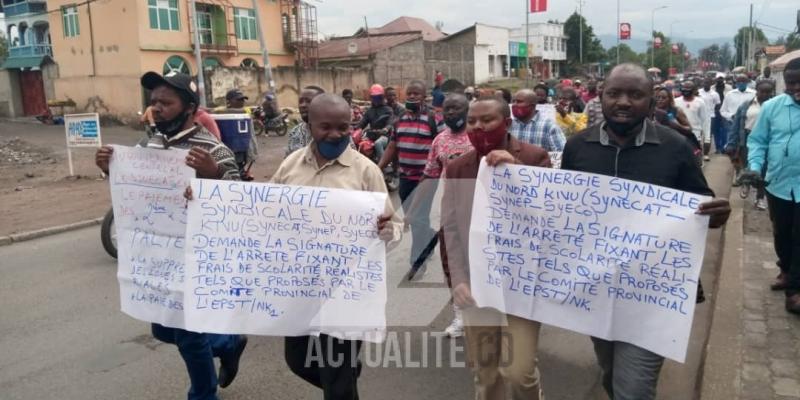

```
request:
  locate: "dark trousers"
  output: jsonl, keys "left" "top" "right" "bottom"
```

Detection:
{"left": 151, "top": 324, "right": 241, "bottom": 400}
{"left": 767, "top": 192, "right": 800, "bottom": 295}
{"left": 399, "top": 177, "right": 439, "bottom": 268}
{"left": 285, "top": 335, "right": 363, "bottom": 400}
{"left": 712, "top": 117, "right": 728, "bottom": 154}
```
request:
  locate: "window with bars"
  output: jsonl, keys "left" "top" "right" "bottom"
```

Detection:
{"left": 234, "top": 8, "right": 257, "bottom": 41}
{"left": 148, "top": 0, "right": 179, "bottom": 31}
{"left": 62, "top": 6, "right": 80, "bottom": 37}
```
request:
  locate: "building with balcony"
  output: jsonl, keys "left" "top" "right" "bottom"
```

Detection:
{"left": 1, "top": 0, "right": 55, "bottom": 116}
{"left": 41, "top": 0, "right": 312, "bottom": 120}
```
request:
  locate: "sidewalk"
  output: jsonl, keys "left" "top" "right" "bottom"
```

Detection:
{"left": 702, "top": 181, "right": 800, "bottom": 398}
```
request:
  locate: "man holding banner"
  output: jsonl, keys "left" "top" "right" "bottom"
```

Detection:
{"left": 443, "top": 97, "right": 551, "bottom": 400}
{"left": 96, "top": 71, "right": 246, "bottom": 400}
{"left": 561, "top": 63, "right": 731, "bottom": 400}
{"left": 271, "top": 93, "right": 398, "bottom": 400}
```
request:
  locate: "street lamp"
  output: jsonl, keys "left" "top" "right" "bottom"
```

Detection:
{"left": 651, "top": 5, "right": 668, "bottom": 67}
{"left": 669, "top": 21, "right": 683, "bottom": 72}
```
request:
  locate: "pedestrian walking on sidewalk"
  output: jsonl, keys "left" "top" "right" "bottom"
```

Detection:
{"left": 744, "top": 57, "right": 800, "bottom": 311}
{"left": 561, "top": 63, "right": 731, "bottom": 400}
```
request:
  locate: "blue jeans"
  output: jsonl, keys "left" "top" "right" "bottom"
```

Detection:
{"left": 151, "top": 324, "right": 242, "bottom": 400}
{"left": 373, "top": 136, "right": 388, "bottom": 164}
{"left": 399, "top": 177, "right": 439, "bottom": 267}
{"left": 591, "top": 338, "right": 665, "bottom": 400}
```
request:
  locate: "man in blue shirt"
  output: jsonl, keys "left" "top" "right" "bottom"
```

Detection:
{"left": 510, "top": 89, "right": 566, "bottom": 151}
{"left": 746, "top": 56, "right": 800, "bottom": 312}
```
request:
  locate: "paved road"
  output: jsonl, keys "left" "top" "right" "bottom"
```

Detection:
{"left": 0, "top": 155, "right": 733, "bottom": 400}
{"left": 0, "top": 225, "right": 602, "bottom": 400}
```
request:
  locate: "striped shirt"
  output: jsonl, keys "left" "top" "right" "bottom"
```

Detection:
{"left": 144, "top": 124, "right": 240, "bottom": 181}
{"left": 390, "top": 107, "right": 444, "bottom": 181}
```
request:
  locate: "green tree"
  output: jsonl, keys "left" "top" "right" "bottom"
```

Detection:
{"left": 733, "top": 27, "right": 767, "bottom": 66}
{"left": 786, "top": 32, "right": 800, "bottom": 51}
{"left": 719, "top": 43, "right": 733, "bottom": 71}
{"left": 563, "top": 12, "right": 606, "bottom": 73}
{"left": 606, "top": 44, "right": 641, "bottom": 67}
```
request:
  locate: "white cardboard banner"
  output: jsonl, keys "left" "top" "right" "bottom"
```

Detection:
{"left": 468, "top": 161, "right": 710, "bottom": 362}
{"left": 184, "top": 179, "right": 388, "bottom": 342}
{"left": 110, "top": 145, "right": 192, "bottom": 329}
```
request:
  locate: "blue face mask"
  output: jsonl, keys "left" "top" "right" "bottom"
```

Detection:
{"left": 317, "top": 136, "right": 350, "bottom": 160}
{"left": 737, "top": 83, "right": 748, "bottom": 92}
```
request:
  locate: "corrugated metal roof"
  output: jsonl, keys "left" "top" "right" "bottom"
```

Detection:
{"left": 318, "top": 32, "right": 422, "bottom": 60}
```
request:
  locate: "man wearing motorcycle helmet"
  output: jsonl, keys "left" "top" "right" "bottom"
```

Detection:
{"left": 356, "top": 84, "right": 395, "bottom": 161}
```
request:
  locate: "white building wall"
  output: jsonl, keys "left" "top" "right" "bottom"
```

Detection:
{"left": 474, "top": 45, "right": 490, "bottom": 84}
{"left": 475, "top": 23, "right": 509, "bottom": 83}
{"left": 509, "top": 23, "right": 566, "bottom": 61}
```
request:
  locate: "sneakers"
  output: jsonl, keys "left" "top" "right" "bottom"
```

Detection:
{"left": 755, "top": 198, "right": 767, "bottom": 210}
{"left": 444, "top": 308, "right": 463, "bottom": 338}
{"left": 703, "top": 155, "right": 711, "bottom": 162}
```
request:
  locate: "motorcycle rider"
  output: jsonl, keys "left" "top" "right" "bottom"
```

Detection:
{"left": 385, "top": 86, "right": 406, "bottom": 120}
{"left": 356, "top": 84, "right": 395, "bottom": 162}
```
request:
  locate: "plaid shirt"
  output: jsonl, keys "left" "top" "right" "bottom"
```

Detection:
{"left": 510, "top": 112, "right": 566, "bottom": 152}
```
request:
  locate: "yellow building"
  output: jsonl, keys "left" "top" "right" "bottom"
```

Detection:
{"left": 46, "top": 0, "right": 302, "bottom": 120}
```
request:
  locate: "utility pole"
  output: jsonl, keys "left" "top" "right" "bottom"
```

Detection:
{"left": 189, "top": 0, "right": 206, "bottom": 107}
{"left": 748, "top": 3, "right": 753, "bottom": 71}
{"left": 526, "top": 0, "right": 530, "bottom": 85}
{"left": 252, "top": 0, "right": 275, "bottom": 92}
{"left": 616, "top": 0, "right": 620, "bottom": 64}
{"left": 650, "top": 6, "right": 667, "bottom": 68}
{"left": 578, "top": 0, "right": 584, "bottom": 65}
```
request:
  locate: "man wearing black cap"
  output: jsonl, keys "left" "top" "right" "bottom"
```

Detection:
{"left": 225, "top": 89, "right": 248, "bottom": 110}
{"left": 95, "top": 71, "right": 246, "bottom": 400}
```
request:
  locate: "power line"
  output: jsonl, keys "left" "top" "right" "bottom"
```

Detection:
{"left": 755, "top": 22, "right": 793, "bottom": 34}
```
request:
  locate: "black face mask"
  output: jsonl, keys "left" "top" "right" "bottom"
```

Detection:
{"left": 681, "top": 90, "right": 694, "bottom": 98}
{"left": 155, "top": 109, "right": 191, "bottom": 136}
{"left": 405, "top": 100, "right": 421, "bottom": 114}
{"left": 443, "top": 113, "right": 467, "bottom": 132}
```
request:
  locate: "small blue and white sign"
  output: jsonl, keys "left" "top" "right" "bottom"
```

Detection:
{"left": 65, "top": 113, "right": 102, "bottom": 147}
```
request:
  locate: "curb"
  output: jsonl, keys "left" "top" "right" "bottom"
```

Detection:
{"left": 0, "top": 217, "right": 104, "bottom": 247}
{"left": 698, "top": 194, "right": 744, "bottom": 399}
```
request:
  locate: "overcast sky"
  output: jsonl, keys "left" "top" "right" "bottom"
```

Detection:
{"left": 316, "top": 0, "right": 799, "bottom": 41}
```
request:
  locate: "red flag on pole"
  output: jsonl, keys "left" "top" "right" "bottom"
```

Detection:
{"left": 530, "top": 0, "right": 547, "bottom": 13}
